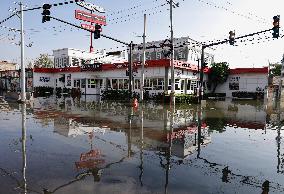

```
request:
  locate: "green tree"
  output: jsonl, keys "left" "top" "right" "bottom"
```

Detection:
{"left": 34, "top": 54, "right": 53, "bottom": 68}
{"left": 269, "top": 63, "right": 281, "bottom": 77}
{"left": 208, "top": 62, "right": 230, "bottom": 93}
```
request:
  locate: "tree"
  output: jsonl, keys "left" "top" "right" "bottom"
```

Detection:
{"left": 269, "top": 63, "right": 281, "bottom": 77}
{"left": 34, "top": 54, "right": 53, "bottom": 68}
{"left": 208, "top": 62, "right": 230, "bottom": 93}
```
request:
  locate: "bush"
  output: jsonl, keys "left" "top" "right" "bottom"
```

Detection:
{"left": 175, "top": 94, "right": 198, "bottom": 104}
{"left": 232, "top": 91, "right": 264, "bottom": 99}
{"left": 34, "top": 86, "right": 53, "bottom": 97}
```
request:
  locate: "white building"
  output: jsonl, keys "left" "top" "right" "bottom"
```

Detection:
{"left": 215, "top": 67, "right": 268, "bottom": 98}
{"left": 34, "top": 37, "right": 213, "bottom": 96}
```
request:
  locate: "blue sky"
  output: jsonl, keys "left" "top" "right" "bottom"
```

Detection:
{"left": 0, "top": 0, "right": 284, "bottom": 68}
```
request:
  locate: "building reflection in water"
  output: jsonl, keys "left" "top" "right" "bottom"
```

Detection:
{"left": 28, "top": 97, "right": 284, "bottom": 193}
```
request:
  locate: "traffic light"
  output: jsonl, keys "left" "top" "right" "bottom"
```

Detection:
{"left": 229, "top": 31, "right": 235, "bottom": 45}
{"left": 93, "top": 24, "right": 102, "bottom": 39}
{"left": 42, "top": 4, "right": 52, "bottom": 23}
{"left": 272, "top": 15, "right": 280, "bottom": 38}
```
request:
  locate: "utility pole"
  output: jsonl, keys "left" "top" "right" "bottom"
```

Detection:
{"left": 141, "top": 14, "right": 146, "bottom": 101}
{"left": 199, "top": 46, "right": 205, "bottom": 103}
{"left": 170, "top": 0, "right": 175, "bottom": 103}
{"left": 129, "top": 41, "right": 134, "bottom": 99}
{"left": 20, "top": 2, "right": 26, "bottom": 102}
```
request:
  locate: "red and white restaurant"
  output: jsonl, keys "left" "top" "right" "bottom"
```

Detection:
{"left": 33, "top": 37, "right": 214, "bottom": 96}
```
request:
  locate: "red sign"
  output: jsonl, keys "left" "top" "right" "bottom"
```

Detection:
{"left": 81, "top": 23, "right": 103, "bottom": 32}
{"left": 80, "top": 149, "right": 101, "bottom": 161}
{"left": 75, "top": 10, "right": 106, "bottom": 26}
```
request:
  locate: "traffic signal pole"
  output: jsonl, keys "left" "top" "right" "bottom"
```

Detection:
{"left": 129, "top": 41, "right": 134, "bottom": 98}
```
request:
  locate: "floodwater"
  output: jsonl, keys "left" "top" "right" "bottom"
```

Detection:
{"left": 0, "top": 96, "right": 283, "bottom": 194}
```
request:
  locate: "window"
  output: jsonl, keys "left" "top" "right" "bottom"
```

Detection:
{"left": 144, "top": 79, "right": 152, "bottom": 90}
{"left": 187, "top": 80, "right": 191, "bottom": 90}
{"left": 134, "top": 79, "right": 140, "bottom": 90}
{"left": 74, "top": 79, "right": 80, "bottom": 88}
{"left": 88, "top": 79, "right": 96, "bottom": 88}
{"left": 112, "top": 79, "right": 118, "bottom": 89}
{"left": 156, "top": 78, "right": 164, "bottom": 90}
{"left": 124, "top": 79, "right": 129, "bottom": 90}
{"left": 106, "top": 79, "right": 111, "bottom": 89}
{"left": 229, "top": 77, "right": 240, "bottom": 90}
{"left": 175, "top": 79, "right": 180, "bottom": 90}
{"left": 190, "top": 81, "right": 198, "bottom": 91}
{"left": 81, "top": 79, "right": 86, "bottom": 88}
{"left": 118, "top": 79, "right": 124, "bottom": 89}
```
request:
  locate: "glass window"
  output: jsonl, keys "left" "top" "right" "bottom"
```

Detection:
{"left": 190, "top": 81, "right": 198, "bottom": 91}
{"left": 112, "top": 79, "right": 118, "bottom": 89}
{"left": 81, "top": 79, "right": 86, "bottom": 88}
{"left": 124, "top": 79, "right": 129, "bottom": 89}
{"left": 175, "top": 79, "right": 180, "bottom": 90}
{"left": 88, "top": 79, "right": 96, "bottom": 88}
{"left": 118, "top": 79, "right": 124, "bottom": 89}
{"left": 106, "top": 79, "right": 111, "bottom": 89}
{"left": 229, "top": 77, "right": 239, "bottom": 90}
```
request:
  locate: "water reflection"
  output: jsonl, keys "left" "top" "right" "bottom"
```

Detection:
{"left": 0, "top": 96, "right": 284, "bottom": 193}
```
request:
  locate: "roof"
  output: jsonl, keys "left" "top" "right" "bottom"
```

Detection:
{"left": 230, "top": 67, "right": 268, "bottom": 75}
{"left": 33, "top": 59, "right": 210, "bottom": 73}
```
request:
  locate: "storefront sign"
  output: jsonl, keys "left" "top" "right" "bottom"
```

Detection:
{"left": 81, "top": 63, "right": 102, "bottom": 71}
{"left": 76, "top": 1, "right": 106, "bottom": 13}
{"left": 75, "top": 10, "right": 106, "bottom": 26}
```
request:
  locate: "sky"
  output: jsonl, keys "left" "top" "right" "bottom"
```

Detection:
{"left": 0, "top": 0, "right": 284, "bottom": 68}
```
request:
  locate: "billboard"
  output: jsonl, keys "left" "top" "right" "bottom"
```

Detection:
{"left": 75, "top": 10, "right": 106, "bottom": 26}
{"left": 76, "top": 1, "right": 106, "bottom": 13}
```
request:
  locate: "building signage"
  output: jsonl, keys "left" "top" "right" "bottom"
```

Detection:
{"left": 81, "top": 23, "right": 102, "bottom": 32}
{"left": 76, "top": 1, "right": 106, "bottom": 13}
{"left": 75, "top": 10, "right": 106, "bottom": 26}
{"left": 39, "top": 77, "right": 50, "bottom": 82}
{"left": 133, "top": 47, "right": 188, "bottom": 62}
{"left": 81, "top": 63, "right": 102, "bottom": 71}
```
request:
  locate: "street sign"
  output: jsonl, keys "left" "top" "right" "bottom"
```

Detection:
{"left": 76, "top": 1, "right": 106, "bottom": 13}
{"left": 75, "top": 10, "right": 107, "bottom": 26}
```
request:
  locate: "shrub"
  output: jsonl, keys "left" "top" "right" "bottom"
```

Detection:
{"left": 33, "top": 86, "right": 53, "bottom": 97}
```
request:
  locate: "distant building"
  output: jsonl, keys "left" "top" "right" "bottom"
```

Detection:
{"left": 0, "top": 61, "right": 18, "bottom": 71}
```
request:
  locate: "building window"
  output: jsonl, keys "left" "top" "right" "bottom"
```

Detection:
{"left": 118, "top": 79, "right": 124, "bottom": 89}
{"left": 134, "top": 79, "right": 140, "bottom": 90}
{"left": 190, "top": 81, "right": 198, "bottom": 91}
{"left": 81, "top": 79, "right": 86, "bottom": 88}
{"left": 74, "top": 79, "right": 81, "bottom": 88}
{"left": 187, "top": 80, "right": 191, "bottom": 90}
{"left": 229, "top": 77, "right": 240, "bottom": 90}
{"left": 106, "top": 79, "right": 111, "bottom": 89}
{"left": 112, "top": 79, "right": 118, "bottom": 89}
{"left": 175, "top": 79, "right": 180, "bottom": 90}
{"left": 88, "top": 79, "right": 96, "bottom": 88}
{"left": 124, "top": 79, "right": 129, "bottom": 90}
{"left": 156, "top": 78, "right": 164, "bottom": 90}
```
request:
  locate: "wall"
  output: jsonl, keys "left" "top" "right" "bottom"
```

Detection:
{"left": 215, "top": 73, "right": 268, "bottom": 97}
{"left": 33, "top": 72, "right": 55, "bottom": 88}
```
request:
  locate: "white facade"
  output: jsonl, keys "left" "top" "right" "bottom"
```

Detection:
{"left": 34, "top": 66, "right": 206, "bottom": 95}
{"left": 133, "top": 36, "right": 215, "bottom": 65}
{"left": 215, "top": 72, "right": 268, "bottom": 98}
{"left": 53, "top": 48, "right": 127, "bottom": 68}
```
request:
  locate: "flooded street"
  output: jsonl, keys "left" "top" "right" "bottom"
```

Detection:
{"left": 0, "top": 97, "right": 284, "bottom": 194}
